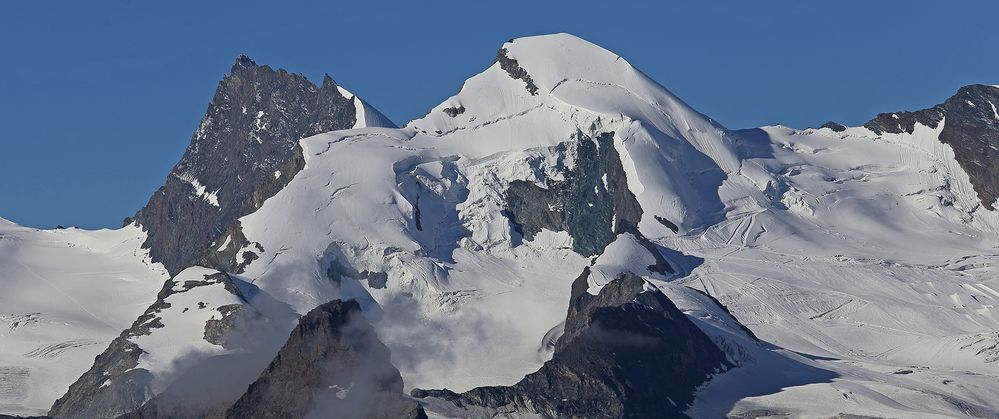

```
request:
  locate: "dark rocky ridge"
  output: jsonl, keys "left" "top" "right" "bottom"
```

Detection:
{"left": 865, "top": 84, "right": 999, "bottom": 209}
{"left": 49, "top": 273, "right": 253, "bottom": 419}
{"left": 133, "top": 55, "right": 365, "bottom": 276}
{"left": 820, "top": 121, "right": 847, "bottom": 132}
{"left": 412, "top": 271, "right": 729, "bottom": 418}
{"left": 496, "top": 47, "right": 539, "bottom": 96}
{"left": 442, "top": 105, "right": 465, "bottom": 117}
{"left": 224, "top": 300, "right": 426, "bottom": 419}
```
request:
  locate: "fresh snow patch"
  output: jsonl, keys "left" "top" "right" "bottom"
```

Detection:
{"left": 216, "top": 234, "right": 232, "bottom": 252}
{"left": 253, "top": 110, "right": 267, "bottom": 143}
{"left": 351, "top": 97, "right": 366, "bottom": 129}
{"left": 176, "top": 172, "right": 220, "bottom": 207}
{"left": 336, "top": 85, "right": 354, "bottom": 99}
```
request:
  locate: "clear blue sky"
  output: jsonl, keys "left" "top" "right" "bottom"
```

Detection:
{"left": 2, "top": 1, "right": 998, "bottom": 229}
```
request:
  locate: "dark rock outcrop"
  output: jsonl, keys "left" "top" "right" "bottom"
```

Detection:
{"left": 496, "top": 47, "right": 539, "bottom": 96}
{"left": 655, "top": 215, "right": 680, "bottom": 233}
{"left": 442, "top": 105, "right": 465, "bottom": 117}
{"left": 224, "top": 299, "right": 426, "bottom": 419}
{"left": 865, "top": 84, "right": 999, "bottom": 209}
{"left": 505, "top": 131, "right": 644, "bottom": 257}
{"left": 412, "top": 271, "right": 729, "bottom": 418}
{"left": 133, "top": 55, "right": 367, "bottom": 276}
{"left": 203, "top": 304, "right": 246, "bottom": 347}
{"left": 864, "top": 104, "right": 944, "bottom": 136}
{"left": 820, "top": 121, "right": 847, "bottom": 132}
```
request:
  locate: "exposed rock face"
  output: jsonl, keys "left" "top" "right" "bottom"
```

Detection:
{"left": 224, "top": 300, "right": 426, "bottom": 419}
{"left": 865, "top": 102, "right": 944, "bottom": 136}
{"left": 412, "top": 271, "right": 729, "bottom": 419}
{"left": 442, "top": 105, "right": 465, "bottom": 117}
{"left": 133, "top": 55, "right": 364, "bottom": 276}
{"left": 496, "top": 47, "right": 539, "bottom": 96}
{"left": 203, "top": 304, "right": 246, "bottom": 347}
{"left": 865, "top": 84, "right": 999, "bottom": 209}
{"left": 505, "top": 131, "right": 644, "bottom": 256}
{"left": 49, "top": 273, "right": 252, "bottom": 419}
{"left": 820, "top": 121, "right": 847, "bottom": 132}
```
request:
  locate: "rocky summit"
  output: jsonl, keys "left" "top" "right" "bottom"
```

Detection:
{"left": 132, "top": 55, "right": 392, "bottom": 276}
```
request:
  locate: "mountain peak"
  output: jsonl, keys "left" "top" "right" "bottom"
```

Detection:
{"left": 493, "top": 33, "right": 630, "bottom": 95}
{"left": 133, "top": 55, "right": 392, "bottom": 276}
{"left": 233, "top": 53, "right": 257, "bottom": 69}
{"left": 956, "top": 83, "right": 999, "bottom": 95}
{"left": 412, "top": 32, "right": 739, "bottom": 175}
{"left": 321, "top": 73, "right": 336, "bottom": 89}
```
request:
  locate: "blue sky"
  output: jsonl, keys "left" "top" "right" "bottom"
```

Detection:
{"left": 2, "top": 1, "right": 998, "bottom": 229}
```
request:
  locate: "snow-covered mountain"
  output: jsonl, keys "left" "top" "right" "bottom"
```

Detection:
{"left": 4, "top": 33, "right": 999, "bottom": 418}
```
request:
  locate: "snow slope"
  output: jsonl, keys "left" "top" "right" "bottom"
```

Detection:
{"left": 0, "top": 221, "right": 167, "bottom": 415}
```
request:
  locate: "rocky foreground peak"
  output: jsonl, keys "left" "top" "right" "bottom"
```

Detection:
{"left": 225, "top": 299, "right": 426, "bottom": 419}
{"left": 412, "top": 271, "right": 729, "bottom": 419}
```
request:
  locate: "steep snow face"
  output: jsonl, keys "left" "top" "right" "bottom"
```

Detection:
{"left": 335, "top": 85, "right": 396, "bottom": 129}
{"left": 0, "top": 223, "right": 167, "bottom": 415}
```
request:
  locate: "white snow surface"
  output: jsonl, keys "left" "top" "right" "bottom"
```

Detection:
{"left": 0, "top": 223, "right": 167, "bottom": 415}
{"left": 5, "top": 33, "right": 999, "bottom": 418}
{"left": 351, "top": 96, "right": 395, "bottom": 129}
{"left": 176, "top": 172, "right": 220, "bottom": 206}
{"left": 335, "top": 83, "right": 396, "bottom": 129}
